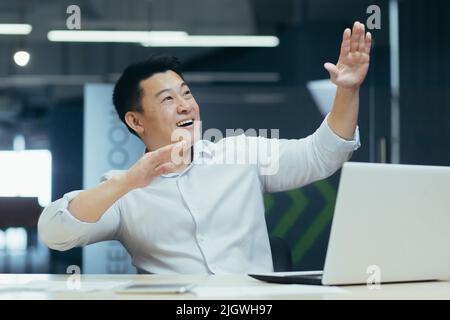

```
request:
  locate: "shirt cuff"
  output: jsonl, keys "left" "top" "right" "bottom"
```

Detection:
{"left": 57, "top": 190, "right": 99, "bottom": 226}
{"left": 315, "top": 113, "right": 361, "bottom": 153}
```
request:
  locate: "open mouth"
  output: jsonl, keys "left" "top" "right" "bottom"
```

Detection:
{"left": 176, "top": 119, "right": 194, "bottom": 128}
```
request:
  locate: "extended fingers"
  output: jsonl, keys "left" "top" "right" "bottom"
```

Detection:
{"left": 349, "top": 21, "right": 372, "bottom": 56}
{"left": 340, "top": 28, "right": 351, "bottom": 56}
{"left": 146, "top": 141, "right": 185, "bottom": 167}
{"left": 358, "top": 24, "right": 366, "bottom": 52}
{"left": 170, "top": 141, "right": 191, "bottom": 165}
{"left": 350, "top": 21, "right": 364, "bottom": 52}
{"left": 154, "top": 162, "right": 177, "bottom": 176}
{"left": 350, "top": 22, "right": 359, "bottom": 52}
{"left": 365, "top": 31, "right": 372, "bottom": 55}
{"left": 154, "top": 141, "right": 185, "bottom": 158}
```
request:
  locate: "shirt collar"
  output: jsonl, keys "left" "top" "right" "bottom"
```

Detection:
{"left": 193, "top": 139, "right": 215, "bottom": 160}
{"left": 142, "top": 139, "right": 214, "bottom": 158}
{"left": 157, "top": 139, "right": 215, "bottom": 178}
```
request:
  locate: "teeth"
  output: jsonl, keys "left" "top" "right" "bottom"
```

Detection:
{"left": 176, "top": 119, "right": 193, "bottom": 127}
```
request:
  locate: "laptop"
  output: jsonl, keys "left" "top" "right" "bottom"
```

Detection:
{"left": 250, "top": 162, "right": 450, "bottom": 285}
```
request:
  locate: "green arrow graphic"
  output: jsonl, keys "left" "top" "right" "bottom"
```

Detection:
{"left": 291, "top": 179, "right": 336, "bottom": 265}
{"left": 271, "top": 189, "right": 309, "bottom": 238}
{"left": 264, "top": 193, "right": 275, "bottom": 216}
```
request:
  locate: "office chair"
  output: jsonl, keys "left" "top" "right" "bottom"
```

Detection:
{"left": 269, "top": 236, "right": 293, "bottom": 272}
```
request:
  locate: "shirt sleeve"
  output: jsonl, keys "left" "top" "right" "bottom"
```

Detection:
{"left": 258, "top": 113, "right": 361, "bottom": 193}
{"left": 37, "top": 173, "right": 122, "bottom": 251}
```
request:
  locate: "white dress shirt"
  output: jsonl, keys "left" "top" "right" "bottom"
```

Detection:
{"left": 38, "top": 114, "right": 360, "bottom": 274}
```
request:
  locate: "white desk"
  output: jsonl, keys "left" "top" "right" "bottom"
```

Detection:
{"left": 0, "top": 274, "right": 449, "bottom": 300}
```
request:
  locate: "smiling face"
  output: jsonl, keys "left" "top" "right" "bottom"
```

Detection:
{"left": 125, "top": 70, "right": 200, "bottom": 151}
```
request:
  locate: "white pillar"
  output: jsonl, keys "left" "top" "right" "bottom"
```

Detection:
{"left": 389, "top": 0, "right": 400, "bottom": 163}
{"left": 83, "top": 83, "right": 144, "bottom": 274}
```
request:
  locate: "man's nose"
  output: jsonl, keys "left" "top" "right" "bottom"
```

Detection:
{"left": 177, "top": 98, "right": 192, "bottom": 114}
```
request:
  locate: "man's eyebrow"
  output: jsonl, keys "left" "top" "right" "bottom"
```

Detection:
{"left": 154, "top": 83, "right": 188, "bottom": 98}
{"left": 155, "top": 88, "right": 172, "bottom": 98}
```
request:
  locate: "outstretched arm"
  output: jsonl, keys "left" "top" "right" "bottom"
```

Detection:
{"left": 68, "top": 141, "right": 187, "bottom": 222}
{"left": 325, "top": 21, "right": 372, "bottom": 140}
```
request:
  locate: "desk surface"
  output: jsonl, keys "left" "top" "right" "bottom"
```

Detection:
{"left": 0, "top": 274, "right": 449, "bottom": 300}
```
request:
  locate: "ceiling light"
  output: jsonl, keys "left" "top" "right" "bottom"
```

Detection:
{"left": 141, "top": 35, "right": 279, "bottom": 47}
{"left": 47, "top": 30, "right": 188, "bottom": 43}
{"left": 0, "top": 24, "right": 32, "bottom": 35}
{"left": 13, "top": 51, "right": 30, "bottom": 67}
{"left": 47, "top": 30, "right": 279, "bottom": 47}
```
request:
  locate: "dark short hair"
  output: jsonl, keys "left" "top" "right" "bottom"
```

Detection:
{"left": 112, "top": 55, "right": 184, "bottom": 136}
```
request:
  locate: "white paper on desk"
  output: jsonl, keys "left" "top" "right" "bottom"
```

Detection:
{"left": 0, "top": 280, "right": 131, "bottom": 293}
{"left": 191, "top": 284, "right": 347, "bottom": 298}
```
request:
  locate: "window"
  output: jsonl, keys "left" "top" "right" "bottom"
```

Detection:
{"left": 0, "top": 150, "right": 52, "bottom": 207}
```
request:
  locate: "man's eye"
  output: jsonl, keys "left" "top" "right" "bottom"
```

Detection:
{"left": 162, "top": 96, "right": 173, "bottom": 102}
{"left": 183, "top": 90, "right": 191, "bottom": 96}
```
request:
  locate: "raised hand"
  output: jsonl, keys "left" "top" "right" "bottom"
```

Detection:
{"left": 123, "top": 140, "right": 190, "bottom": 190}
{"left": 324, "top": 21, "right": 372, "bottom": 89}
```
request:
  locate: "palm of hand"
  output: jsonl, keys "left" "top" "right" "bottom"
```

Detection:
{"left": 325, "top": 22, "right": 372, "bottom": 89}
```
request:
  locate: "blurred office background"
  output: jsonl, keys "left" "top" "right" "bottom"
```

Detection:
{"left": 0, "top": 0, "right": 448, "bottom": 274}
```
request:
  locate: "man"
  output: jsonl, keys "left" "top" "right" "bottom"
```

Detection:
{"left": 38, "top": 22, "right": 371, "bottom": 274}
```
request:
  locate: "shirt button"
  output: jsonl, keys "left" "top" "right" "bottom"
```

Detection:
{"left": 210, "top": 264, "right": 216, "bottom": 272}
{"left": 197, "top": 235, "right": 204, "bottom": 242}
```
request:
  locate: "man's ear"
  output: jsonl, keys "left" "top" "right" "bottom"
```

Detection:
{"left": 125, "top": 111, "right": 145, "bottom": 136}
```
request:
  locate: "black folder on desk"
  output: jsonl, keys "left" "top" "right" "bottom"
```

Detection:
{"left": 249, "top": 271, "right": 324, "bottom": 286}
